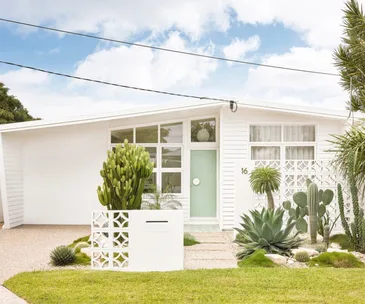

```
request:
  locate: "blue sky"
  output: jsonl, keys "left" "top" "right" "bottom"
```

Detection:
{"left": 0, "top": 0, "right": 352, "bottom": 119}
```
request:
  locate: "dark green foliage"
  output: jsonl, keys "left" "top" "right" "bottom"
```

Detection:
{"left": 330, "top": 234, "right": 354, "bottom": 250}
{"left": 50, "top": 246, "right": 76, "bottom": 266}
{"left": 309, "top": 252, "right": 364, "bottom": 268}
{"left": 334, "top": 0, "right": 365, "bottom": 113}
{"left": 184, "top": 233, "right": 200, "bottom": 246}
{"left": 97, "top": 140, "right": 154, "bottom": 210}
{"left": 0, "top": 83, "right": 38, "bottom": 124}
{"left": 294, "top": 251, "right": 310, "bottom": 263}
{"left": 238, "top": 249, "right": 277, "bottom": 268}
{"left": 337, "top": 151, "right": 365, "bottom": 253}
{"left": 235, "top": 208, "right": 302, "bottom": 260}
{"left": 249, "top": 166, "right": 281, "bottom": 210}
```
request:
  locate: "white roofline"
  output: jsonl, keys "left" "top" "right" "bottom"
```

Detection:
{"left": 0, "top": 100, "right": 351, "bottom": 133}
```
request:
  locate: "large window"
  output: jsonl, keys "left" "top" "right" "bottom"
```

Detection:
{"left": 249, "top": 125, "right": 315, "bottom": 161}
{"left": 111, "top": 122, "right": 183, "bottom": 194}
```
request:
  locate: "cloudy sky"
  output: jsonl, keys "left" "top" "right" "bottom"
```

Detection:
{"left": 0, "top": 0, "right": 359, "bottom": 119}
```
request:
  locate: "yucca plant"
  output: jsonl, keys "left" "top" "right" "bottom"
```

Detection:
{"left": 141, "top": 186, "right": 182, "bottom": 210}
{"left": 235, "top": 208, "right": 302, "bottom": 260}
{"left": 249, "top": 167, "right": 281, "bottom": 210}
{"left": 50, "top": 246, "right": 75, "bottom": 266}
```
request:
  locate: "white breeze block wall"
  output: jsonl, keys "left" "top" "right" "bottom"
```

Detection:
{"left": 91, "top": 210, "right": 184, "bottom": 272}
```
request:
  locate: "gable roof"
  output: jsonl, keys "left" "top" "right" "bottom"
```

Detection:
{"left": 0, "top": 99, "right": 351, "bottom": 133}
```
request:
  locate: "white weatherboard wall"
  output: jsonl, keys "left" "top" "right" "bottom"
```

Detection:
{"left": 220, "top": 107, "right": 345, "bottom": 230}
{"left": 0, "top": 134, "right": 24, "bottom": 228}
{"left": 23, "top": 122, "right": 109, "bottom": 225}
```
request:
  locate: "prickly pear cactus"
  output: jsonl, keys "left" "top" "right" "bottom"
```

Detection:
{"left": 97, "top": 140, "right": 154, "bottom": 210}
{"left": 307, "top": 182, "right": 319, "bottom": 244}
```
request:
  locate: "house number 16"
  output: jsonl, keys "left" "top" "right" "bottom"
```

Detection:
{"left": 241, "top": 167, "right": 248, "bottom": 175}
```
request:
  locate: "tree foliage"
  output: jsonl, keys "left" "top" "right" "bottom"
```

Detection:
{"left": 0, "top": 82, "right": 38, "bottom": 124}
{"left": 334, "top": 0, "right": 365, "bottom": 112}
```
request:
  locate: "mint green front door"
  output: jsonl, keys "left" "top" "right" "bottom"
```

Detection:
{"left": 190, "top": 150, "right": 217, "bottom": 217}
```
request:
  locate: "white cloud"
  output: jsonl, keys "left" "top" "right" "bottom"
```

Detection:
{"left": 72, "top": 32, "right": 218, "bottom": 97}
{"left": 241, "top": 47, "right": 347, "bottom": 109}
{"left": 223, "top": 36, "right": 260, "bottom": 63}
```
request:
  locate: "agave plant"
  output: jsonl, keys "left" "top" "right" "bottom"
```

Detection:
{"left": 141, "top": 186, "right": 182, "bottom": 210}
{"left": 235, "top": 208, "right": 303, "bottom": 260}
{"left": 249, "top": 166, "right": 281, "bottom": 210}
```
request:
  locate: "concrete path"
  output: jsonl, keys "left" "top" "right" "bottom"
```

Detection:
{"left": 0, "top": 286, "right": 27, "bottom": 304}
{"left": 184, "top": 232, "right": 238, "bottom": 269}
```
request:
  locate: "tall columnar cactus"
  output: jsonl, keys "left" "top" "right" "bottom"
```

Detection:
{"left": 323, "top": 225, "right": 330, "bottom": 246}
{"left": 307, "top": 182, "right": 319, "bottom": 244}
{"left": 337, "top": 151, "right": 365, "bottom": 253}
{"left": 97, "top": 140, "right": 154, "bottom": 210}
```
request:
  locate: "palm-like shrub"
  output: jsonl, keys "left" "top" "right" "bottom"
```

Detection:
{"left": 235, "top": 208, "right": 302, "bottom": 260}
{"left": 141, "top": 186, "right": 182, "bottom": 210}
{"left": 250, "top": 167, "right": 281, "bottom": 209}
{"left": 50, "top": 246, "right": 75, "bottom": 266}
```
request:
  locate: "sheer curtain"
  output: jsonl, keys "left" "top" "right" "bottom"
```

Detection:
{"left": 285, "top": 146, "right": 314, "bottom": 160}
{"left": 251, "top": 146, "right": 280, "bottom": 160}
{"left": 284, "top": 126, "right": 315, "bottom": 142}
{"left": 250, "top": 125, "right": 281, "bottom": 142}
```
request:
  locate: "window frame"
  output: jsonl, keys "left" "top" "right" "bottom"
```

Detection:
{"left": 248, "top": 123, "right": 317, "bottom": 161}
{"left": 109, "top": 119, "right": 184, "bottom": 194}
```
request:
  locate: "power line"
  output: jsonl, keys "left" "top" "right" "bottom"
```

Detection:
{"left": 0, "top": 17, "right": 339, "bottom": 77}
{"left": 0, "top": 60, "right": 237, "bottom": 107}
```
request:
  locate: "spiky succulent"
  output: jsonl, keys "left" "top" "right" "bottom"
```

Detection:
{"left": 294, "top": 251, "right": 310, "bottom": 263}
{"left": 50, "top": 246, "right": 76, "bottom": 266}
{"left": 235, "top": 208, "right": 303, "bottom": 260}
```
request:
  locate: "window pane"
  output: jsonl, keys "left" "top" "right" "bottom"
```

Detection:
{"left": 250, "top": 125, "right": 281, "bottom": 142}
{"left": 162, "top": 147, "right": 181, "bottom": 168}
{"left": 136, "top": 125, "right": 158, "bottom": 143}
{"left": 111, "top": 129, "right": 133, "bottom": 144}
{"left": 191, "top": 118, "right": 216, "bottom": 142}
{"left": 160, "top": 122, "right": 183, "bottom": 143}
{"left": 284, "top": 126, "right": 315, "bottom": 142}
{"left": 251, "top": 146, "right": 280, "bottom": 160}
{"left": 162, "top": 172, "right": 181, "bottom": 193}
{"left": 144, "top": 147, "right": 157, "bottom": 168}
{"left": 286, "top": 146, "right": 315, "bottom": 160}
{"left": 144, "top": 172, "right": 156, "bottom": 193}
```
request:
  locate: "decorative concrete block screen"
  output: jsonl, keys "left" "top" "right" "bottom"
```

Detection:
{"left": 235, "top": 160, "right": 353, "bottom": 231}
{"left": 91, "top": 210, "right": 184, "bottom": 271}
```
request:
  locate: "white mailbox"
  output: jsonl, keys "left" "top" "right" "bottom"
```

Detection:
{"left": 91, "top": 210, "right": 184, "bottom": 272}
{"left": 129, "top": 210, "right": 184, "bottom": 272}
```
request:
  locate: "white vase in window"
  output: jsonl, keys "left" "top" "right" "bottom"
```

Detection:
{"left": 197, "top": 128, "right": 210, "bottom": 142}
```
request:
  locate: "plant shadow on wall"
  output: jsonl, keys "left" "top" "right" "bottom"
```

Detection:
{"left": 141, "top": 185, "right": 182, "bottom": 210}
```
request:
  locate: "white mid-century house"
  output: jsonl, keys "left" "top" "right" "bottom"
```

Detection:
{"left": 0, "top": 101, "right": 348, "bottom": 230}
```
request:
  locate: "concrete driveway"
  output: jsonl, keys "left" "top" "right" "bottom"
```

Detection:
{"left": 0, "top": 225, "right": 90, "bottom": 284}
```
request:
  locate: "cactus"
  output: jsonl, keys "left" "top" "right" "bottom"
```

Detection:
{"left": 307, "top": 183, "right": 319, "bottom": 244}
{"left": 294, "top": 251, "right": 310, "bottom": 262}
{"left": 323, "top": 225, "right": 330, "bottom": 246}
{"left": 337, "top": 151, "right": 365, "bottom": 253}
{"left": 97, "top": 140, "right": 154, "bottom": 210}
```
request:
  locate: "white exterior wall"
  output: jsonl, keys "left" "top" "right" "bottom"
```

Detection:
{"left": 0, "top": 134, "right": 24, "bottom": 228}
{"left": 220, "top": 107, "right": 345, "bottom": 230}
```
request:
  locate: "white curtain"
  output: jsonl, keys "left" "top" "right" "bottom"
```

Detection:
{"left": 251, "top": 146, "right": 280, "bottom": 160}
{"left": 284, "top": 126, "right": 315, "bottom": 142}
{"left": 285, "top": 146, "right": 314, "bottom": 160}
{"left": 250, "top": 125, "right": 281, "bottom": 142}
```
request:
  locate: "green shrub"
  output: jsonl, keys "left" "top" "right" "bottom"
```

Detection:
{"left": 235, "top": 208, "right": 303, "bottom": 260}
{"left": 238, "top": 249, "right": 277, "bottom": 268}
{"left": 68, "top": 235, "right": 90, "bottom": 248}
{"left": 309, "top": 252, "right": 364, "bottom": 268}
{"left": 184, "top": 233, "right": 200, "bottom": 246}
{"left": 74, "top": 242, "right": 90, "bottom": 254}
{"left": 330, "top": 234, "right": 354, "bottom": 251}
{"left": 74, "top": 253, "right": 91, "bottom": 266}
{"left": 294, "top": 251, "right": 310, "bottom": 262}
{"left": 50, "top": 246, "right": 75, "bottom": 266}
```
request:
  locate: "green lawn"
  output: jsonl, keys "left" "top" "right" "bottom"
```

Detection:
{"left": 4, "top": 268, "right": 365, "bottom": 304}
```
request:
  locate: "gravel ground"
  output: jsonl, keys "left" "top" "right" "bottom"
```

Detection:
{"left": 0, "top": 225, "right": 90, "bottom": 284}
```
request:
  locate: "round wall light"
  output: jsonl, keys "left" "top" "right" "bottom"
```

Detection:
{"left": 197, "top": 128, "right": 210, "bottom": 142}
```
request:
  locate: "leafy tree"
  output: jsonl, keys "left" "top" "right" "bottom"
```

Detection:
{"left": 334, "top": 0, "right": 365, "bottom": 112}
{"left": 249, "top": 166, "right": 281, "bottom": 210}
{"left": 0, "top": 82, "right": 38, "bottom": 124}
